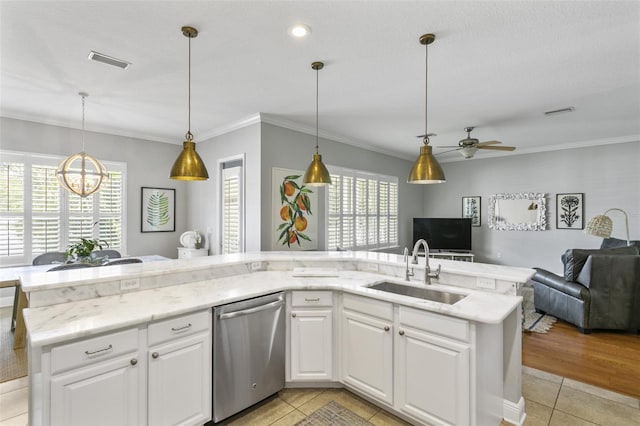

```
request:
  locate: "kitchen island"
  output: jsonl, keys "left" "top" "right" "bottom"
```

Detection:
{"left": 21, "top": 251, "right": 533, "bottom": 425}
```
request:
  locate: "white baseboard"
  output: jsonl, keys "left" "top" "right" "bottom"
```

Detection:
{"left": 503, "top": 397, "right": 526, "bottom": 425}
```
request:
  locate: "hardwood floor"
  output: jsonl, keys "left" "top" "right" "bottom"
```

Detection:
{"left": 523, "top": 319, "right": 640, "bottom": 399}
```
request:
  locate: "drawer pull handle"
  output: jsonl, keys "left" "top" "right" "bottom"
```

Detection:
{"left": 171, "top": 323, "right": 192, "bottom": 332}
{"left": 399, "top": 330, "right": 405, "bottom": 336}
{"left": 384, "top": 326, "right": 390, "bottom": 331}
{"left": 152, "top": 352, "right": 159, "bottom": 359}
{"left": 84, "top": 344, "right": 113, "bottom": 356}
{"left": 305, "top": 298, "right": 320, "bottom": 302}
{"left": 130, "top": 358, "right": 138, "bottom": 366}
{"left": 292, "top": 313, "right": 297, "bottom": 318}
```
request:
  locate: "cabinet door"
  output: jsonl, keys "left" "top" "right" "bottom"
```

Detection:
{"left": 341, "top": 310, "right": 393, "bottom": 404}
{"left": 396, "top": 327, "right": 470, "bottom": 426}
{"left": 290, "top": 309, "right": 333, "bottom": 381}
{"left": 50, "top": 353, "right": 144, "bottom": 426}
{"left": 148, "top": 333, "right": 211, "bottom": 426}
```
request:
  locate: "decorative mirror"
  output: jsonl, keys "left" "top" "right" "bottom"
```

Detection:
{"left": 488, "top": 193, "right": 547, "bottom": 231}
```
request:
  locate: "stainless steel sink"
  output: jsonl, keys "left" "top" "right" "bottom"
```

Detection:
{"left": 367, "top": 282, "right": 466, "bottom": 305}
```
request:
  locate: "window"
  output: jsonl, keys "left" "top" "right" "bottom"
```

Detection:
{"left": 0, "top": 151, "right": 126, "bottom": 266}
{"left": 327, "top": 166, "right": 398, "bottom": 251}
{"left": 220, "top": 158, "right": 244, "bottom": 254}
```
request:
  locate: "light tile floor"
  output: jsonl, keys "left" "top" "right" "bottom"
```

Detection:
{"left": 2, "top": 368, "right": 639, "bottom": 425}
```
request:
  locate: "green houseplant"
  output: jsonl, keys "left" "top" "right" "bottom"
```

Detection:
{"left": 65, "top": 238, "right": 109, "bottom": 264}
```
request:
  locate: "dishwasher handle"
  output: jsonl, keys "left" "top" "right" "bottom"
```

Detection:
{"left": 218, "top": 298, "right": 285, "bottom": 320}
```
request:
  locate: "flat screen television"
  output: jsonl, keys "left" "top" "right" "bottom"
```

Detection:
{"left": 412, "top": 218, "right": 472, "bottom": 252}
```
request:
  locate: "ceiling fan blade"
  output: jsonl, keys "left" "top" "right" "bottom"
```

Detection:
{"left": 476, "top": 140, "right": 502, "bottom": 147}
{"left": 435, "top": 148, "right": 461, "bottom": 156}
{"left": 478, "top": 145, "right": 516, "bottom": 151}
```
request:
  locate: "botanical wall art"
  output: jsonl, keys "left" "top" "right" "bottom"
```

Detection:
{"left": 556, "top": 193, "right": 584, "bottom": 230}
{"left": 462, "top": 196, "right": 481, "bottom": 226}
{"left": 271, "top": 168, "right": 318, "bottom": 250}
{"left": 141, "top": 187, "right": 175, "bottom": 232}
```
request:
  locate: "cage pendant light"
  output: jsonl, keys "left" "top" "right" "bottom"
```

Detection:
{"left": 56, "top": 93, "right": 109, "bottom": 197}
{"left": 408, "top": 33, "right": 445, "bottom": 184}
{"left": 170, "top": 26, "right": 209, "bottom": 181}
{"left": 303, "top": 61, "right": 332, "bottom": 186}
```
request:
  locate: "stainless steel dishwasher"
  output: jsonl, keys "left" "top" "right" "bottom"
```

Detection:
{"left": 212, "top": 292, "right": 285, "bottom": 423}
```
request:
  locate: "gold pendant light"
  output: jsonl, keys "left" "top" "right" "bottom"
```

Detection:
{"left": 56, "top": 92, "right": 109, "bottom": 197}
{"left": 408, "top": 33, "right": 445, "bottom": 184}
{"left": 170, "top": 26, "right": 209, "bottom": 181}
{"left": 303, "top": 61, "right": 332, "bottom": 186}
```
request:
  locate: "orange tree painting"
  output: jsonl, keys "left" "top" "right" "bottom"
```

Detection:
{"left": 277, "top": 174, "right": 313, "bottom": 247}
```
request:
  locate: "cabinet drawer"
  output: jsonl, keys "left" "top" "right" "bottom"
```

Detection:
{"left": 291, "top": 291, "right": 333, "bottom": 307}
{"left": 399, "top": 306, "right": 469, "bottom": 342}
{"left": 148, "top": 310, "right": 211, "bottom": 346}
{"left": 51, "top": 328, "right": 139, "bottom": 375}
{"left": 343, "top": 293, "right": 393, "bottom": 321}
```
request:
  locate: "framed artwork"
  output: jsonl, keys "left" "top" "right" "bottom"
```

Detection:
{"left": 141, "top": 187, "right": 175, "bottom": 232}
{"left": 462, "top": 196, "right": 481, "bottom": 227}
{"left": 271, "top": 168, "right": 318, "bottom": 250}
{"left": 556, "top": 193, "right": 584, "bottom": 230}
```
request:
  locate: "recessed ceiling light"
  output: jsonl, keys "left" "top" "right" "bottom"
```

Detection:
{"left": 88, "top": 51, "right": 131, "bottom": 70}
{"left": 544, "top": 107, "right": 575, "bottom": 116}
{"left": 289, "top": 24, "right": 311, "bottom": 38}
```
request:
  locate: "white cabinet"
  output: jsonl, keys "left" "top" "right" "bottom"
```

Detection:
{"left": 148, "top": 310, "right": 212, "bottom": 426}
{"left": 177, "top": 247, "right": 208, "bottom": 259}
{"left": 49, "top": 328, "right": 145, "bottom": 426}
{"left": 395, "top": 306, "right": 471, "bottom": 426}
{"left": 46, "top": 310, "right": 211, "bottom": 426}
{"left": 341, "top": 294, "right": 393, "bottom": 405}
{"left": 289, "top": 291, "right": 334, "bottom": 381}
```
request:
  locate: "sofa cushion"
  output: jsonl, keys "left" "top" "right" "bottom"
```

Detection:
{"left": 562, "top": 246, "right": 639, "bottom": 281}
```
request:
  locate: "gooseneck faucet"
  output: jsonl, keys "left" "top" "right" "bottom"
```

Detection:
{"left": 404, "top": 247, "right": 414, "bottom": 281}
{"left": 410, "top": 239, "right": 441, "bottom": 285}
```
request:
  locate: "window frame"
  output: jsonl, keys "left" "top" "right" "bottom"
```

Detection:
{"left": 218, "top": 155, "right": 245, "bottom": 254}
{"left": 0, "top": 150, "right": 127, "bottom": 266}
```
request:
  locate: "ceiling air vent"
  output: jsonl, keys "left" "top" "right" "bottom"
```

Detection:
{"left": 88, "top": 51, "right": 131, "bottom": 70}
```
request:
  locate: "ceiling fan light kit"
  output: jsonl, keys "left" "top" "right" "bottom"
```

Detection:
{"left": 170, "top": 26, "right": 209, "bottom": 181}
{"left": 303, "top": 61, "right": 332, "bottom": 186}
{"left": 408, "top": 33, "right": 446, "bottom": 184}
{"left": 56, "top": 92, "right": 109, "bottom": 198}
{"left": 438, "top": 126, "right": 516, "bottom": 159}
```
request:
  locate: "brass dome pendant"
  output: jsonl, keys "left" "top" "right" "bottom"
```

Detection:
{"left": 303, "top": 61, "right": 332, "bottom": 186}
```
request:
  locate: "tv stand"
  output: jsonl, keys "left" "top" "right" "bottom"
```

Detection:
{"left": 429, "top": 251, "right": 474, "bottom": 262}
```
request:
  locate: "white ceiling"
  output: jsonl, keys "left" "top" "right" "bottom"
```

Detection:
{"left": 1, "top": 1, "right": 639, "bottom": 162}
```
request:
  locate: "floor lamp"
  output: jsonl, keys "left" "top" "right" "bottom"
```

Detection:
{"left": 584, "top": 208, "right": 630, "bottom": 246}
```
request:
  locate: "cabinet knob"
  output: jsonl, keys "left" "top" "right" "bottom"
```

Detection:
{"left": 291, "top": 313, "right": 296, "bottom": 318}
{"left": 399, "top": 330, "right": 405, "bottom": 336}
{"left": 152, "top": 352, "right": 159, "bottom": 359}
{"left": 130, "top": 358, "right": 137, "bottom": 366}
{"left": 384, "top": 326, "right": 390, "bottom": 332}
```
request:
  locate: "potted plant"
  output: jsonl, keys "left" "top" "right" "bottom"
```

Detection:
{"left": 65, "top": 238, "right": 109, "bottom": 264}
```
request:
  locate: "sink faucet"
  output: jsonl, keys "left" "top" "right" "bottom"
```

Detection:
{"left": 403, "top": 247, "right": 414, "bottom": 281}
{"left": 410, "top": 239, "right": 441, "bottom": 285}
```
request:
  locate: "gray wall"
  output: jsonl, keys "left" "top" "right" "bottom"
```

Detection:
{"left": 186, "top": 123, "right": 262, "bottom": 253}
{"left": 0, "top": 117, "right": 187, "bottom": 259}
{"left": 422, "top": 141, "right": 640, "bottom": 273}
{"left": 260, "top": 123, "right": 425, "bottom": 252}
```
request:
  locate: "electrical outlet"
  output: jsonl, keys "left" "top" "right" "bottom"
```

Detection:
{"left": 476, "top": 277, "right": 496, "bottom": 290}
{"left": 250, "top": 262, "right": 262, "bottom": 271}
{"left": 120, "top": 278, "right": 140, "bottom": 291}
{"left": 367, "top": 263, "right": 379, "bottom": 272}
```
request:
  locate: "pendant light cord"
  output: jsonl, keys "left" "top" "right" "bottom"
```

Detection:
{"left": 424, "top": 41, "right": 429, "bottom": 145}
{"left": 81, "top": 95, "right": 86, "bottom": 152}
{"left": 315, "top": 66, "right": 319, "bottom": 154}
{"left": 186, "top": 35, "right": 193, "bottom": 141}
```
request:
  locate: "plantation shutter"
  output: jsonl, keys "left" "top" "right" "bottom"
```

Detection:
{"left": 31, "top": 164, "right": 61, "bottom": 255}
{"left": 99, "top": 171, "right": 123, "bottom": 249}
{"left": 0, "top": 161, "right": 25, "bottom": 257}
{"left": 221, "top": 161, "right": 243, "bottom": 254}
{"left": 326, "top": 166, "right": 398, "bottom": 251}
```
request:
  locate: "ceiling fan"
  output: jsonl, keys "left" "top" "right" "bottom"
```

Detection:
{"left": 437, "top": 127, "right": 516, "bottom": 159}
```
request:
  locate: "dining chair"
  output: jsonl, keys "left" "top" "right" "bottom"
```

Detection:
{"left": 47, "top": 263, "right": 95, "bottom": 272}
{"left": 93, "top": 249, "right": 122, "bottom": 259}
{"left": 33, "top": 252, "right": 68, "bottom": 265}
{"left": 106, "top": 258, "right": 143, "bottom": 266}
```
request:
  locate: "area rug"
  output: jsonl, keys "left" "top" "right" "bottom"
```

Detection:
{"left": 0, "top": 306, "right": 28, "bottom": 383}
{"left": 521, "top": 285, "right": 557, "bottom": 333}
{"left": 295, "top": 401, "right": 372, "bottom": 426}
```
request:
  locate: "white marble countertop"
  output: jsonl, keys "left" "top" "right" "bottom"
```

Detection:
{"left": 16, "top": 251, "right": 534, "bottom": 292}
{"left": 23, "top": 268, "right": 523, "bottom": 348}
